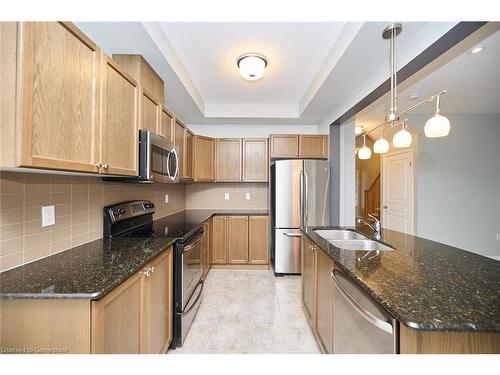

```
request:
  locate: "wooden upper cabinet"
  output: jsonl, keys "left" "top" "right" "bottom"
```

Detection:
{"left": 143, "top": 249, "right": 173, "bottom": 354}
{"left": 315, "top": 249, "right": 334, "bottom": 354}
{"left": 183, "top": 129, "right": 194, "bottom": 180}
{"left": 248, "top": 216, "right": 269, "bottom": 264}
{"left": 302, "top": 235, "right": 317, "bottom": 325}
{"left": 211, "top": 216, "right": 228, "bottom": 264}
{"left": 173, "top": 119, "right": 185, "bottom": 178}
{"left": 160, "top": 107, "right": 174, "bottom": 142}
{"left": 112, "top": 54, "right": 164, "bottom": 134}
{"left": 100, "top": 54, "right": 139, "bottom": 176}
{"left": 2, "top": 22, "right": 102, "bottom": 173}
{"left": 243, "top": 139, "right": 268, "bottom": 182}
{"left": 299, "top": 135, "right": 328, "bottom": 159}
{"left": 91, "top": 270, "right": 143, "bottom": 353}
{"left": 228, "top": 216, "right": 249, "bottom": 264}
{"left": 216, "top": 139, "right": 242, "bottom": 182}
{"left": 193, "top": 135, "right": 215, "bottom": 182}
{"left": 270, "top": 135, "right": 299, "bottom": 158}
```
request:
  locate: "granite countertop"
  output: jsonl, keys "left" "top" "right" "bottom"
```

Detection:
{"left": 0, "top": 209, "right": 268, "bottom": 300}
{"left": 304, "top": 226, "right": 500, "bottom": 332}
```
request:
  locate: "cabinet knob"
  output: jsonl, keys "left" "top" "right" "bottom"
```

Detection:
{"left": 102, "top": 164, "right": 109, "bottom": 170}
{"left": 95, "top": 162, "right": 102, "bottom": 170}
{"left": 150, "top": 266, "right": 155, "bottom": 274}
{"left": 224, "top": 217, "right": 227, "bottom": 221}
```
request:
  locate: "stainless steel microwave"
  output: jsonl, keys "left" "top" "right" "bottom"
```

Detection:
{"left": 104, "top": 130, "right": 179, "bottom": 183}
{"left": 139, "top": 130, "right": 179, "bottom": 183}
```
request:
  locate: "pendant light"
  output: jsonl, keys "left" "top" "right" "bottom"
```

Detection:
{"left": 373, "top": 131, "right": 389, "bottom": 154}
{"left": 358, "top": 134, "right": 372, "bottom": 160}
{"left": 393, "top": 121, "right": 412, "bottom": 148}
{"left": 424, "top": 92, "right": 451, "bottom": 138}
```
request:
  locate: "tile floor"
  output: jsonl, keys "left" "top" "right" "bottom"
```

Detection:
{"left": 171, "top": 269, "right": 320, "bottom": 354}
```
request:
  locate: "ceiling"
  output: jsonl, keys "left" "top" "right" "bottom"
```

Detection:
{"left": 77, "top": 21, "right": 458, "bottom": 125}
{"left": 355, "top": 23, "right": 500, "bottom": 134}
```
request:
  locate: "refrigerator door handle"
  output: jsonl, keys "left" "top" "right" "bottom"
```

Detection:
{"left": 304, "top": 170, "right": 309, "bottom": 225}
{"left": 299, "top": 170, "right": 304, "bottom": 228}
{"left": 283, "top": 232, "right": 302, "bottom": 238}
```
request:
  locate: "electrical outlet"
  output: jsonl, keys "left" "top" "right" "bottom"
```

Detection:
{"left": 165, "top": 194, "right": 169, "bottom": 204}
{"left": 224, "top": 193, "right": 230, "bottom": 200}
{"left": 245, "top": 193, "right": 251, "bottom": 201}
{"left": 41, "top": 205, "right": 55, "bottom": 227}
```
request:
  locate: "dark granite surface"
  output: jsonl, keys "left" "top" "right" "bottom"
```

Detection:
{"left": 0, "top": 209, "right": 268, "bottom": 300}
{"left": 305, "top": 226, "right": 500, "bottom": 332}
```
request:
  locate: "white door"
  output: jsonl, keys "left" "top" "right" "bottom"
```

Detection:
{"left": 382, "top": 149, "right": 414, "bottom": 234}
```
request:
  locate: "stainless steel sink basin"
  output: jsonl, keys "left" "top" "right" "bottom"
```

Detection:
{"left": 328, "top": 239, "right": 394, "bottom": 252}
{"left": 314, "top": 229, "right": 367, "bottom": 241}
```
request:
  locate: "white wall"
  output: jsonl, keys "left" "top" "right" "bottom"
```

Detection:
{"left": 406, "top": 113, "right": 500, "bottom": 258}
{"left": 186, "top": 124, "right": 319, "bottom": 138}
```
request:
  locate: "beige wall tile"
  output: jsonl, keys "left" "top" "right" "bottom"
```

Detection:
{"left": 24, "top": 244, "right": 51, "bottom": 263}
{"left": 0, "top": 208, "right": 23, "bottom": 225}
{"left": 0, "top": 237, "right": 23, "bottom": 256}
{"left": 51, "top": 226, "right": 71, "bottom": 242}
{"left": 1, "top": 194, "right": 24, "bottom": 209}
{"left": 0, "top": 172, "right": 25, "bottom": 194}
{"left": 0, "top": 251, "right": 23, "bottom": 272}
{"left": 24, "top": 231, "right": 50, "bottom": 250}
{"left": 50, "top": 238, "right": 72, "bottom": 254}
{"left": 25, "top": 193, "right": 50, "bottom": 207}
{"left": 0, "top": 223, "right": 23, "bottom": 241}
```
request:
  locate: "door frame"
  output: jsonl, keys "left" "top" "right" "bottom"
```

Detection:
{"left": 381, "top": 148, "right": 415, "bottom": 235}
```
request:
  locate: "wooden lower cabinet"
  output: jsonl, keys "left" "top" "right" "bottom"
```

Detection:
{"left": 228, "top": 216, "right": 249, "bottom": 264}
{"left": 315, "top": 249, "right": 334, "bottom": 354}
{"left": 301, "top": 235, "right": 317, "bottom": 326}
{"left": 211, "top": 215, "right": 269, "bottom": 266}
{"left": 92, "top": 247, "right": 173, "bottom": 354}
{"left": 248, "top": 216, "right": 269, "bottom": 264}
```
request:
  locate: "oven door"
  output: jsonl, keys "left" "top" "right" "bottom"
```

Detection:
{"left": 181, "top": 229, "right": 205, "bottom": 309}
{"left": 140, "top": 130, "right": 179, "bottom": 183}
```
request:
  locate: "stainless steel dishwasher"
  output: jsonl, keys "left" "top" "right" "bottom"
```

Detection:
{"left": 331, "top": 269, "right": 399, "bottom": 353}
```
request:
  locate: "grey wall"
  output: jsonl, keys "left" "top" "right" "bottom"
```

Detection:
{"left": 407, "top": 113, "right": 500, "bottom": 258}
{"left": 330, "top": 124, "right": 340, "bottom": 226}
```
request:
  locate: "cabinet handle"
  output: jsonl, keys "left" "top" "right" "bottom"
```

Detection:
{"left": 95, "top": 162, "right": 102, "bottom": 171}
{"left": 102, "top": 164, "right": 109, "bottom": 170}
{"left": 150, "top": 266, "right": 155, "bottom": 273}
{"left": 224, "top": 217, "right": 227, "bottom": 221}
{"left": 142, "top": 268, "right": 150, "bottom": 277}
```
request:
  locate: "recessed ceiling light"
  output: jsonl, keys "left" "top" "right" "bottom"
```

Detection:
{"left": 355, "top": 126, "right": 364, "bottom": 136}
{"left": 470, "top": 47, "right": 485, "bottom": 54}
{"left": 408, "top": 93, "right": 420, "bottom": 100}
{"left": 237, "top": 53, "right": 268, "bottom": 81}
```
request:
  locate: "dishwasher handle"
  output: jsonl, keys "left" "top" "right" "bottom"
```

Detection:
{"left": 331, "top": 270, "right": 394, "bottom": 335}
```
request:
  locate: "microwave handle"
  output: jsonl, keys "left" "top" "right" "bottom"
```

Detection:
{"left": 171, "top": 149, "right": 179, "bottom": 181}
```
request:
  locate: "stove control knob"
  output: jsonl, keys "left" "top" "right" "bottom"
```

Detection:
{"left": 119, "top": 208, "right": 126, "bottom": 215}
{"left": 112, "top": 209, "right": 122, "bottom": 217}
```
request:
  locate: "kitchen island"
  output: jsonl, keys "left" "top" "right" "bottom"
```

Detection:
{"left": 302, "top": 225, "right": 500, "bottom": 353}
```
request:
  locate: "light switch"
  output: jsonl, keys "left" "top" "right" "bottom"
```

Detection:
{"left": 42, "top": 205, "right": 55, "bottom": 227}
{"left": 165, "top": 194, "right": 169, "bottom": 204}
{"left": 245, "top": 193, "right": 251, "bottom": 201}
{"left": 224, "top": 193, "right": 230, "bottom": 200}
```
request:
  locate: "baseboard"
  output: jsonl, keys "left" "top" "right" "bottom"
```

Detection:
{"left": 210, "top": 264, "right": 269, "bottom": 270}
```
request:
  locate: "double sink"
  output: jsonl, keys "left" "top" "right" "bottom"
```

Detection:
{"left": 314, "top": 229, "right": 394, "bottom": 252}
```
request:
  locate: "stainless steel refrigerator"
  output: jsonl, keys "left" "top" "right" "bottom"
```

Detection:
{"left": 270, "top": 160, "right": 330, "bottom": 275}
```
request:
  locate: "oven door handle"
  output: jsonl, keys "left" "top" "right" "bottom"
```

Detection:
{"left": 183, "top": 281, "right": 204, "bottom": 315}
{"left": 183, "top": 230, "right": 205, "bottom": 253}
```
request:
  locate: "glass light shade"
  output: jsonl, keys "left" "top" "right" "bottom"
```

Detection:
{"left": 355, "top": 126, "right": 364, "bottom": 136}
{"left": 358, "top": 145, "right": 372, "bottom": 160}
{"left": 374, "top": 137, "right": 389, "bottom": 153}
{"left": 424, "top": 114, "right": 451, "bottom": 138}
{"left": 393, "top": 128, "right": 412, "bottom": 148}
{"left": 238, "top": 55, "right": 267, "bottom": 81}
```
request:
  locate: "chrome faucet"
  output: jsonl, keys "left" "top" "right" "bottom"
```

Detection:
{"left": 357, "top": 214, "right": 381, "bottom": 240}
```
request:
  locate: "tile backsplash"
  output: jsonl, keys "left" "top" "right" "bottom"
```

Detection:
{"left": 0, "top": 172, "right": 186, "bottom": 271}
{"left": 186, "top": 182, "right": 268, "bottom": 210}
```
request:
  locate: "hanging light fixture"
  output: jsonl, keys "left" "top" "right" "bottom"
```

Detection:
{"left": 424, "top": 92, "right": 451, "bottom": 138}
{"left": 237, "top": 53, "right": 268, "bottom": 81}
{"left": 393, "top": 120, "right": 412, "bottom": 148}
{"left": 358, "top": 134, "right": 372, "bottom": 160}
{"left": 373, "top": 131, "right": 389, "bottom": 153}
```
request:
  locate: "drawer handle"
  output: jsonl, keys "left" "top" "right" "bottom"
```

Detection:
{"left": 331, "top": 270, "right": 394, "bottom": 334}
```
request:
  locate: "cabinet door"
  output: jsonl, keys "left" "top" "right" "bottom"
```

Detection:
{"left": 270, "top": 135, "right": 299, "bottom": 158}
{"left": 243, "top": 138, "right": 268, "bottom": 182}
{"left": 160, "top": 107, "right": 174, "bottom": 142}
{"left": 299, "top": 135, "right": 328, "bottom": 159}
{"left": 193, "top": 135, "right": 215, "bottom": 182}
{"left": 248, "top": 216, "right": 269, "bottom": 264}
{"left": 144, "top": 248, "right": 173, "bottom": 354}
{"left": 141, "top": 89, "right": 160, "bottom": 133}
{"left": 91, "top": 271, "right": 144, "bottom": 353}
{"left": 19, "top": 22, "right": 101, "bottom": 173}
{"left": 183, "top": 129, "right": 193, "bottom": 180}
{"left": 228, "top": 216, "right": 249, "bottom": 264}
{"left": 100, "top": 55, "right": 139, "bottom": 176}
{"left": 174, "top": 120, "right": 185, "bottom": 177}
{"left": 216, "top": 139, "right": 242, "bottom": 181}
{"left": 211, "top": 216, "right": 227, "bottom": 264}
{"left": 302, "top": 235, "right": 317, "bottom": 326}
{"left": 316, "top": 249, "right": 334, "bottom": 353}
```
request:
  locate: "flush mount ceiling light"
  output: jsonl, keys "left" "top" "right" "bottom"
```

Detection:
{"left": 237, "top": 53, "right": 268, "bottom": 81}
{"left": 354, "top": 23, "right": 452, "bottom": 154}
{"left": 358, "top": 134, "right": 372, "bottom": 160}
{"left": 355, "top": 126, "right": 364, "bottom": 136}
